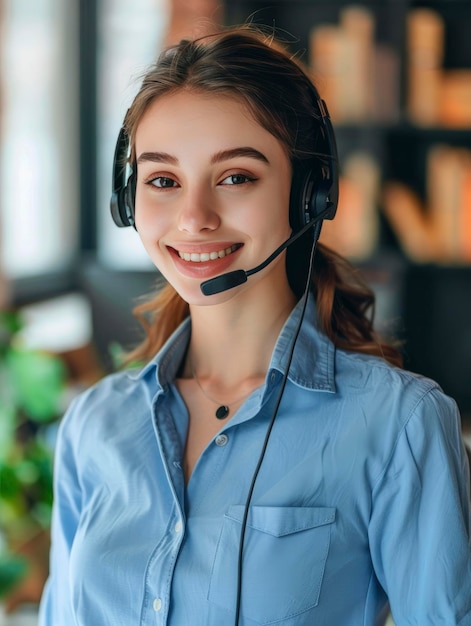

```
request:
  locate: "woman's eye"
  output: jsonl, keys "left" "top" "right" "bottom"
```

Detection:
{"left": 149, "top": 176, "right": 177, "bottom": 188}
{"left": 221, "top": 173, "right": 255, "bottom": 185}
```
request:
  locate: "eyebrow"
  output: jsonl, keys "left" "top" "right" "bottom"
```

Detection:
{"left": 211, "top": 147, "right": 269, "bottom": 165}
{"left": 136, "top": 146, "right": 270, "bottom": 166}
{"left": 137, "top": 151, "right": 178, "bottom": 165}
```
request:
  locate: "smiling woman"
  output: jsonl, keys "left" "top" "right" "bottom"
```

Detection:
{"left": 39, "top": 25, "right": 471, "bottom": 626}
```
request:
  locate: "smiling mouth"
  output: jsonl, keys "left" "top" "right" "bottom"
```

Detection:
{"left": 177, "top": 244, "right": 240, "bottom": 263}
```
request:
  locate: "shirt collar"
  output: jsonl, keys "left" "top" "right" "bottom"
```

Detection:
{"left": 269, "top": 293, "right": 336, "bottom": 392}
{"left": 129, "top": 317, "right": 191, "bottom": 386}
{"left": 130, "top": 292, "right": 335, "bottom": 394}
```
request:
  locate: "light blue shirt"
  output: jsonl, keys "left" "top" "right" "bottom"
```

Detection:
{"left": 39, "top": 295, "right": 471, "bottom": 625}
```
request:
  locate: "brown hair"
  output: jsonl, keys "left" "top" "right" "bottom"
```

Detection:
{"left": 123, "top": 26, "right": 402, "bottom": 367}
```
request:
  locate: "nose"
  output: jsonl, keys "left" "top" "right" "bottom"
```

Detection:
{"left": 177, "top": 187, "right": 220, "bottom": 234}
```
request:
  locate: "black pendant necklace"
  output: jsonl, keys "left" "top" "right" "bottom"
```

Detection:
{"left": 191, "top": 365, "right": 249, "bottom": 420}
{"left": 215, "top": 405, "right": 230, "bottom": 420}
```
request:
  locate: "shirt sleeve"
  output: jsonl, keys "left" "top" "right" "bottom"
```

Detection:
{"left": 369, "top": 386, "right": 471, "bottom": 625}
{"left": 38, "top": 397, "right": 83, "bottom": 626}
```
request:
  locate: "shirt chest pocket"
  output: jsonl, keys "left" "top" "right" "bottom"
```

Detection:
{"left": 208, "top": 505, "right": 336, "bottom": 624}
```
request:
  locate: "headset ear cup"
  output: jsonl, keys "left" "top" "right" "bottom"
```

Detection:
{"left": 123, "top": 172, "right": 136, "bottom": 228}
{"left": 305, "top": 175, "right": 335, "bottom": 223}
{"left": 110, "top": 125, "right": 137, "bottom": 228}
{"left": 289, "top": 165, "right": 310, "bottom": 231}
{"left": 301, "top": 171, "right": 317, "bottom": 226}
{"left": 110, "top": 177, "right": 135, "bottom": 228}
{"left": 110, "top": 190, "right": 125, "bottom": 227}
{"left": 289, "top": 96, "right": 339, "bottom": 232}
{"left": 293, "top": 167, "right": 329, "bottom": 229}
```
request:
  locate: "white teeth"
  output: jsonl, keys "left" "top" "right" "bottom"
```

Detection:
{"left": 178, "top": 245, "right": 238, "bottom": 263}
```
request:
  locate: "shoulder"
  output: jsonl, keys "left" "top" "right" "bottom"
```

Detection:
{"left": 71, "top": 366, "right": 152, "bottom": 410}
{"left": 333, "top": 347, "right": 461, "bottom": 445}
{"left": 58, "top": 365, "right": 157, "bottom": 447}
{"left": 330, "top": 349, "right": 468, "bottom": 498}
{"left": 336, "top": 347, "right": 449, "bottom": 404}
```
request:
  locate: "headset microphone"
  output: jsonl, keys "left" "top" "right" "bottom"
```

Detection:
{"left": 200, "top": 214, "right": 324, "bottom": 296}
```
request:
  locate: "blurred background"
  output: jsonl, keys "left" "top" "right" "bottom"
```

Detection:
{"left": 0, "top": 0, "right": 470, "bottom": 622}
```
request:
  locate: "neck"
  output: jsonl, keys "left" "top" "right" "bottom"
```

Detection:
{"left": 184, "top": 281, "right": 297, "bottom": 386}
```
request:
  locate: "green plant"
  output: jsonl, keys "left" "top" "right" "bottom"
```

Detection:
{"left": 0, "top": 310, "right": 66, "bottom": 598}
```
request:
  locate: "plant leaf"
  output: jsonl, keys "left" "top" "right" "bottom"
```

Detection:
{"left": 0, "top": 405, "right": 16, "bottom": 462}
{"left": 0, "top": 552, "right": 28, "bottom": 598}
{"left": 6, "top": 349, "right": 66, "bottom": 422}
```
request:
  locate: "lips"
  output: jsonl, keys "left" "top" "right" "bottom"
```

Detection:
{"left": 177, "top": 244, "right": 240, "bottom": 263}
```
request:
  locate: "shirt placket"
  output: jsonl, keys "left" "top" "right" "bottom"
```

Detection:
{"left": 142, "top": 390, "right": 186, "bottom": 625}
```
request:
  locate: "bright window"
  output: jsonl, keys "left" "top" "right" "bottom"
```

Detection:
{"left": 97, "top": 0, "right": 168, "bottom": 269}
{"left": 0, "top": 0, "right": 79, "bottom": 278}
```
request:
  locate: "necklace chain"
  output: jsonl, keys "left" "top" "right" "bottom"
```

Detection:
{"left": 191, "top": 362, "right": 252, "bottom": 420}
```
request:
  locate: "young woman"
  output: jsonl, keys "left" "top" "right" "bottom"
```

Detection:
{"left": 39, "top": 26, "right": 471, "bottom": 626}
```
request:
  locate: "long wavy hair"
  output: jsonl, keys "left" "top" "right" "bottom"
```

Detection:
{"left": 122, "top": 26, "right": 402, "bottom": 367}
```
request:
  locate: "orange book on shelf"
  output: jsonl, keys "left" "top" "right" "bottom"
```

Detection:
{"left": 439, "top": 70, "right": 471, "bottom": 128}
{"left": 459, "top": 156, "right": 471, "bottom": 262}
{"left": 320, "top": 151, "right": 380, "bottom": 259}
{"left": 381, "top": 182, "right": 438, "bottom": 262}
{"left": 309, "top": 25, "right": 349, "bottom": 123}
{"left": 339, "top": 5, "right": 375, "bottom": 121}
{"left": 310, "top": 8, "right": 376, "bottom": 123}
{"left": 406, "top": 8, "right": 445, "bottom": 125}
{"left": 427, "top": 145, "right": 468, "bottom": 262}
{"left": 373, "top": 44, "right": 400, "bottom": 123}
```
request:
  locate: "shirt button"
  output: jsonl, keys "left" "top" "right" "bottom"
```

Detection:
{"left": 153, "top": 598, "right": 162, "bottom": 612}
{"left": 215, "top": 434, "right": 228, "bottom": 447}
{"left": 174, "top": 520, "right": 182, "bottom": 533}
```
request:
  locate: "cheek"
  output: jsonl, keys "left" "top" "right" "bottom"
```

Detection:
{"left": 270, "top": 172, "right": 292, "bottom": 232}
{"left": 134, "top": 193, "right": 166, "bottom": 240}
{"left": 252, "top": 178, "right": 291, "bottom": 226}
{"left": 270, "top": 192, "right": 292, "bottom": 236}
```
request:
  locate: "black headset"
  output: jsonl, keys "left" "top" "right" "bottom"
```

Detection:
{"left": 109, "top": 91, "right": 339, "bottom": 233}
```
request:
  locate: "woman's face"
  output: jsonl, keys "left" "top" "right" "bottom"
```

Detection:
{"left": 134, "top": 89, "right": 293, "bottom": 306}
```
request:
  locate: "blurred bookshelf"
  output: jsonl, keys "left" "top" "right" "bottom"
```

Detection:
{"left": 224, "top": 0, "right": 471, "bottom": 421}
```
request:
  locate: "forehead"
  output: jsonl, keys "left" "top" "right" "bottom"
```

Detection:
{"left": 137, "top": 90, "right": 252, "bottom": 128}
{"left": 134, "top": 89, "right": 289, "bottom": 157}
